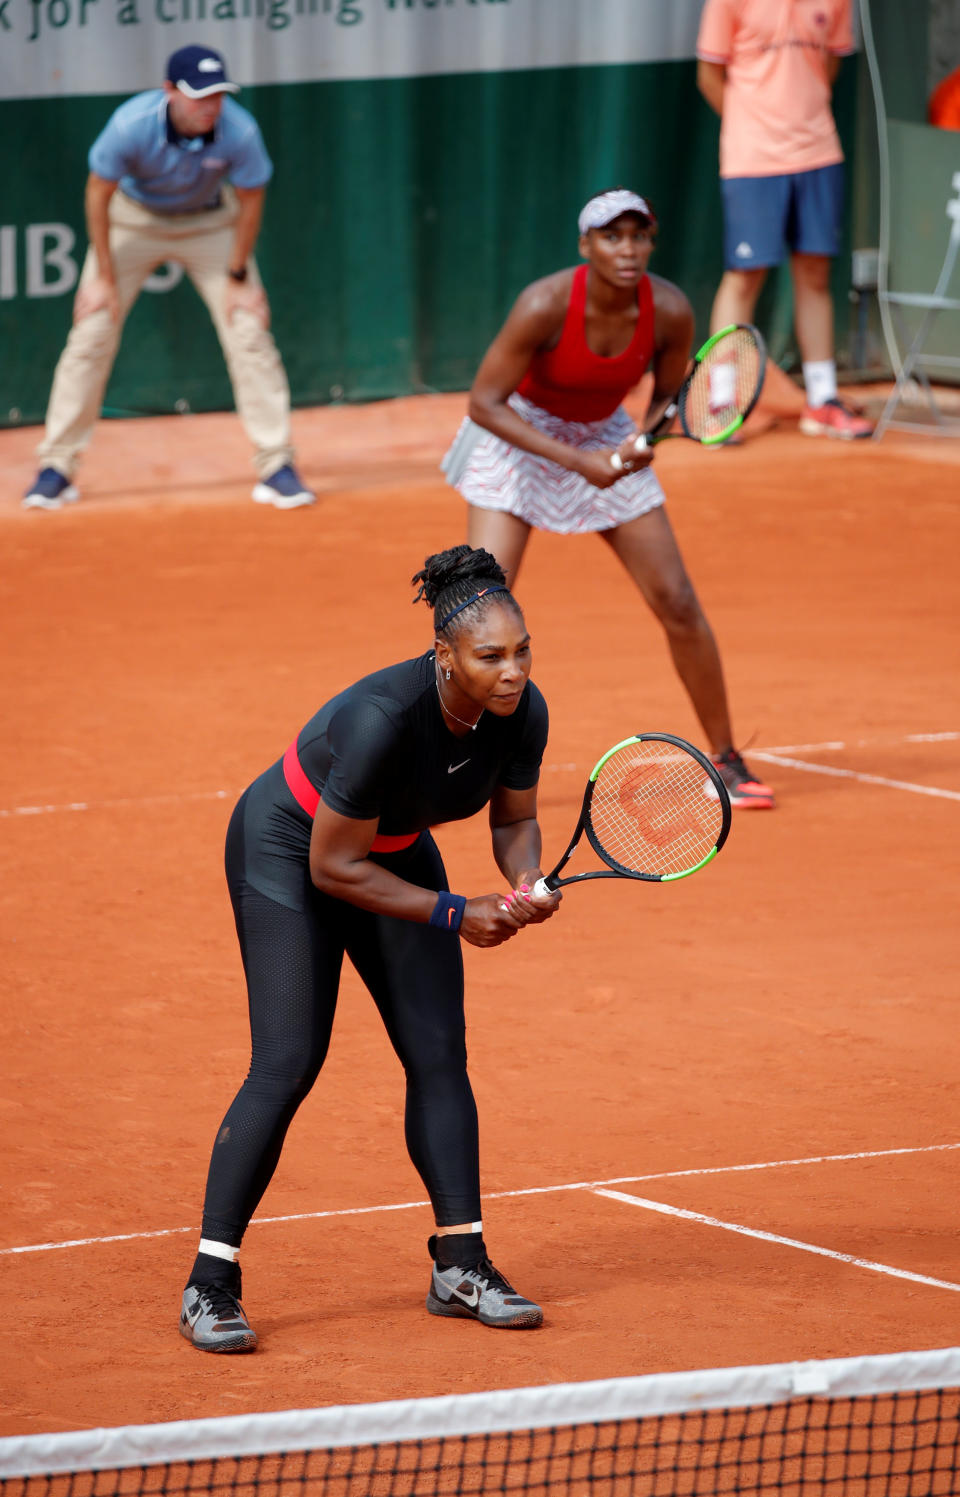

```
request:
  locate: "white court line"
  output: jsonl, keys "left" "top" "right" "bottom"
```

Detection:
{"left": 1, "top": 736, "right": 956, "bottom": 819}
{"left": 763, "top": 733, "right": 959, "bottom": 754}
{"left": 4, "top": 1140, "right": 958, "bottom": 1258}
{"left": 0, "top": 767, "right": 581, "bottom": 820}
{"left": 751, "top": 751, "right": 960, "bottom": 802}
{"left": 0, "top": 789, "right": 234, "bottom": 819}
{"left": 593, "top": 1188, "right": 960, "bottom": 1295}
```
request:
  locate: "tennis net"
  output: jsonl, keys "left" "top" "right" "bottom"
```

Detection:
{"left": 2, "top": 1346, "right": 959, "bottom": 1497}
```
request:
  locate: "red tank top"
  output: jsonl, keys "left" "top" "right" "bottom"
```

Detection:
{"left": 517, "top": 264, "right": 655, "bottom": 422}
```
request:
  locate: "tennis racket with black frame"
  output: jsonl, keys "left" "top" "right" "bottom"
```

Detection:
{"left": 611, "top": 323, "right": 767, "bottom": 470}
{"left": 532, "top": 733, "right": 731, "bottom": 898}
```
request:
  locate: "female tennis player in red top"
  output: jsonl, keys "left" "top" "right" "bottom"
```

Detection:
{"left": 443, "top": 188, "right": 773, "bottom": 809}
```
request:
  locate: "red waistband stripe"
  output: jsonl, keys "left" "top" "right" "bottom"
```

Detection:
{"left": 282, "top": 741, "right": 418, "bottom": 854}
{"left": 283, "top": 739, "right": 320, "bottom": 817}
{"left": 369, "top": 831, "right": 420, "bottom": 852}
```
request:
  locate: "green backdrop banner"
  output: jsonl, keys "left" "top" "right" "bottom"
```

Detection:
{"left": 0, "top": 62, "right": 731, "bottom": 424}
{"left": 1, "top": 0, "right": 874, "bottom": 427}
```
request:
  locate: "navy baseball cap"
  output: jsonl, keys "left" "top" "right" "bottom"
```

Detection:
{"left": 166, "top": 45, "right": 240, "bottom": 98}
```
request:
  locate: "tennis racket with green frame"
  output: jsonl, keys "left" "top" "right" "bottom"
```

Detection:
{"left": 611, "top": 323, "right": 767, "bottom": 469}
{"left": 532, "top": 733, "right": 731, "bottom": 897}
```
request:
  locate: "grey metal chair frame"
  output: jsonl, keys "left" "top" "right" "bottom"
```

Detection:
{"left": 874, "top": 174, "right": 960, "bottom": 439}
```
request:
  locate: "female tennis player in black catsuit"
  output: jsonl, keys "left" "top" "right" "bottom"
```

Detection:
{"left": 180, "top": 546, "right": 560, "bottom": 1352}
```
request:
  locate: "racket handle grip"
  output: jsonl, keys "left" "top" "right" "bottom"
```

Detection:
{"left": 532, "top": 876, "right": 553, "bottom": 899}
{"left": 639, "top": 402, "right": 678, "bottom": 447}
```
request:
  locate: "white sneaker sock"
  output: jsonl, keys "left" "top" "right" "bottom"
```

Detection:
{"left": 802, "top": 360, "right": 838, "bottom": 409}
{"left": 198, "top": 1237, "right": 240, "bottom": 1263}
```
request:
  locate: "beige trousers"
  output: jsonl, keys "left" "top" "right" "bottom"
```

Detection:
{"left": 38, "top": 189, "right": 293, "bottom": 480}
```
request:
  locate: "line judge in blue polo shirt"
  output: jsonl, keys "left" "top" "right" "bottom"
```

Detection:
{"left": 24, "top": 45, "right": 314, "bottom": 512}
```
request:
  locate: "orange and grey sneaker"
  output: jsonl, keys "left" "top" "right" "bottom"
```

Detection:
{"left": 708, "top": 749, "right": 775, "bottom": 810}
{"left": 799, "top": 398, "right": 872, "bottom": 440}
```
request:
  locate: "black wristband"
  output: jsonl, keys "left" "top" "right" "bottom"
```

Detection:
{"left": 227, "top": 266, "right": 248, "bottom": 283}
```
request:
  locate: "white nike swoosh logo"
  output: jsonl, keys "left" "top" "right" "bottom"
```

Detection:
{"left": 453, "top": 1282, "right": 480, "bottom": 1307}
{"left": 448, "top": 760, "right": 470, "bottom": 774}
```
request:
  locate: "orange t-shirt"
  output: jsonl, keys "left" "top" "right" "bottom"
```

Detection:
{"left": 929, "top": 67, "right": 960, "bottom": 132}
{"left": 697, "top": 0, "right": 855, "bottom": 179}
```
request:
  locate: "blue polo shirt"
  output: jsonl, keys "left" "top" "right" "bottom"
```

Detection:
{"left": 88, "top": 90, "right": 273, "bottom": 215}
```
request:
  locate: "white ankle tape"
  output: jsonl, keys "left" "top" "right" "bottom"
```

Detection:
{"left": 199, "top": 1238, "right": 240, "bottom": 1263}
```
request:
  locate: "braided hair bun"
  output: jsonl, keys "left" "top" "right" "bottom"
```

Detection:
{"left": 411, "top": 546, "right": 516, "bottom": 636}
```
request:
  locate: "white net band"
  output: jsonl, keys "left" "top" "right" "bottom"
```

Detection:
{"left": 2, "top": 1345, "right": 959, "bottom": 1478}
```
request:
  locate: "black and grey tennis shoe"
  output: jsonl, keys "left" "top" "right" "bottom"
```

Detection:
{"left": 426, "top": 1242, "right": 542, "bottom": 1328}
{"left": 180, "top": 1282, "right": 258, "bottom": 1353}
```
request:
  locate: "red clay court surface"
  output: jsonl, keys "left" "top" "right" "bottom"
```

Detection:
{"left": 1, "top": 389, "right": 958, "bottom": 1436}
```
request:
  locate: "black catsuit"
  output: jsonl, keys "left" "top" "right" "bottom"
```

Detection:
{"left": 200, "top": 650, "right": 549, "bottom": 1248}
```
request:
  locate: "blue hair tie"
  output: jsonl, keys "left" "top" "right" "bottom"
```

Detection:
{"left": 438, "top": 585, "right": 508, "bottom": 632}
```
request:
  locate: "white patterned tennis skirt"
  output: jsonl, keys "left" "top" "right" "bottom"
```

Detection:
{"left": 441, "top": 393, "right": 665, "bottom": 535}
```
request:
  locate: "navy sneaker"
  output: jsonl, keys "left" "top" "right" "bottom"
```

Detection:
{"left": 23, "top": 468, "right": 79, "bottom": 511}
{"left": 426, "top": 1237, "right": 542, "bottom": 1328}
{"left": 251, "top": 464, "right": 315, "bottom": 510}
{"left": 179, "top": 1282, "right": 257, "bottom": 1353}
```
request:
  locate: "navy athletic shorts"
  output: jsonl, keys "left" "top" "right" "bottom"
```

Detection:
{"left": 721, "top": 162, "right": 845, "bottom": 270}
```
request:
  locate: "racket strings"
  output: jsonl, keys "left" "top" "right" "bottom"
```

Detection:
{"left": 588, "top": 743, "right": 723, "bottom": 877}
{"left": 682, "top": 327, "right": 762, "bottom": 441}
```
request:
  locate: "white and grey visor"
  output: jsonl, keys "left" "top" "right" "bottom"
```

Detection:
{"left": 577, "top": 190, "right": 655, "bottom": 235}
{"left": 177, "top": 78, "right": 240, "bottom": 98}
